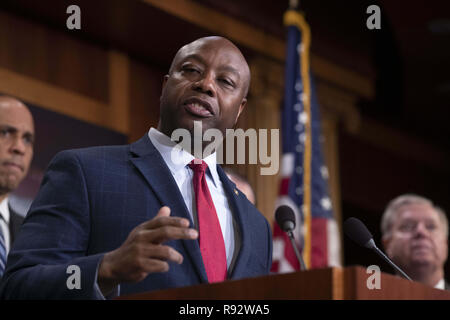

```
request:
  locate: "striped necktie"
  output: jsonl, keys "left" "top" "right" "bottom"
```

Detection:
{"left": 0, "top": 225, "right": 6, "bottom": 278}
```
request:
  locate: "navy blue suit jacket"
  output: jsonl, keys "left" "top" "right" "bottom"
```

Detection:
{"left": 0, "top": 135, "right": 272, "bottom": 299}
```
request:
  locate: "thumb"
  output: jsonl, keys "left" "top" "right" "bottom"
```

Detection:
{"left": 156, "top": 206, "right": 171, "bottom": 217}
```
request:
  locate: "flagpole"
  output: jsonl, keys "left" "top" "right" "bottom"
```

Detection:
{"left": 270, "top": 0, "right": 340, "bottom": 272}
{"left": 283, "top": 5, "right": 312, "bottom": 269}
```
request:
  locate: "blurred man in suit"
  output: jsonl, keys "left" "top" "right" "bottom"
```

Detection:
{"left": 224, "top": 167, "right": 256, "bottom": 205}
{"left": 0, "top": 36, "right": 272, "bottom": 299}
{"left": 381, "top": 194, "right": 449, "bottom": 290}
{"left": 0, "top": 96, "right": 34, "bottom": 278}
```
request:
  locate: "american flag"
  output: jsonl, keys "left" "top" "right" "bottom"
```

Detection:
{"left": 271, "top": 9, "right": 341, "bottom": 272}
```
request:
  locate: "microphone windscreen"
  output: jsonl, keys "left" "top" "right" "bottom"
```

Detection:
{"left": 275, "top": 205, "right": 296, "bottom": 232}
{"left": 344, "top": 217, "right": 373, "bottom": 247}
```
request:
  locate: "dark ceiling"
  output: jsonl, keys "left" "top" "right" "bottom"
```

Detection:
{"left": 194, "top": 0, "right": 450, "bottom": 149}
{"left": 1, "top": 0, "right": 449, "bottom": 150}
{"left": 379, "top": 0, "right": 450, "bottom": 149}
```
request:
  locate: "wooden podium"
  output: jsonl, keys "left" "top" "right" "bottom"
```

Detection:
{"left": 119, "top": 266, "right": 450, "bottom": 300}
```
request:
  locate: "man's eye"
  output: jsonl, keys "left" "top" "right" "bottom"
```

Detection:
{"left": 399, "top": 223, "right": 415, "bottom": 232}
{"left": 220, "top": 78, "right": 234, "bottom": 87}
{"left": 24, "top": 136, "right": 34, "bottom": 145}
{"left": 183, "top": 67, "right": 200, "bottom": 73}
{"left": 0, "top": 129, "right": 10, "bottom": 137}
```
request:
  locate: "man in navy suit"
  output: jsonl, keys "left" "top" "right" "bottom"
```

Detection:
{"left": 0, "top": 36, "right": 273, "bottom": 299}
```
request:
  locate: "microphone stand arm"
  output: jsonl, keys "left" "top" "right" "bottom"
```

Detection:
{"left": 287, "top": 231, "right": 307, "bottom": 271}
{"left": 371, "top": 245, "right": 412, "bottom": 281}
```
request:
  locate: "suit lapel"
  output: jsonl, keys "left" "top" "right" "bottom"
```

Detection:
{"left": 217, "top": 166, "right": 252, "bottom": 279}
{"left": 129, "top": 135, "right": 208, "bottom": 283}
{"left": 8, "top": 206, "right": 24, "bottom": 244}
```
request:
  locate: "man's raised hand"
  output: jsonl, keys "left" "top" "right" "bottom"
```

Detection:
{"left": 98, "top": 206, "right": 198, "bottom": 294}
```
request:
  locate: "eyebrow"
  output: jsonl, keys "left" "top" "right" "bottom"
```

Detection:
{"left": 400, "top": 218, "right": 438, "bottom": 225}
{"left": 220, "top": 66, "right": 241, "bottom": 79}
{"left": 182, "top": 54, "right": 241, "bottom": 79}
{"left": 182, "top": 54, "right": 206, "bottom": 65}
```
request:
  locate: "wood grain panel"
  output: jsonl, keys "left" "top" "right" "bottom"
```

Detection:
{"left": 0, "top": 10, "right": 108, "bottom": 103}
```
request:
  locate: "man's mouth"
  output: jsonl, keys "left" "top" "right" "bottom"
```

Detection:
{"left": 411, "top": 242, "right": 432, "bottom": 253}
{"left": 183, "top": 98, "right": 214, "bottom": 118}
{"left": 2, "top": 162, "right": 24, "bottom": 173}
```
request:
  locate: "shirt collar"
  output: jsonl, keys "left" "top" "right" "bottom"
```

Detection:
{"left": 435, "top": 278, "right": 445, "bottom": 290}
{"left": 202, "top": 150, "right": 220, "bottom": 188}
{"left": 147, "top": 128, "right": 220, "bottom": 187}
{"left": 0, "top": 197, "right": 10, "bottom": 224}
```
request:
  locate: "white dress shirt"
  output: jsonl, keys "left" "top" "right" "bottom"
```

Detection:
{"left": 435, "top": 278, "right": 445, "bottom": 290}
{"left": 0, "top": 197, "right": 11, "bottom": 253}
{"left": 148, "top": 127, "right": 236, "bottom": 268}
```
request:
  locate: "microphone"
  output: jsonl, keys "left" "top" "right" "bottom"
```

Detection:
{"left": 275, "top": 205, "right": 307, "bottom": 271}
{"left": 344, "top": 217, "right": 412, "bottom": 281}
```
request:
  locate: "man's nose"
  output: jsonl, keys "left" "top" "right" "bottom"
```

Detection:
{"left": 10, "top": 136, "right": 26, "bottom": 155}
{"left": 192, "top": 73, "right": 216, "bottom": 97}
{"left": 413, "top": 222, "right": 430, "bottom": 238}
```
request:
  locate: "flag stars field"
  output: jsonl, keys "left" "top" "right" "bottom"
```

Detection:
{"left": 299, "top": 111, "right": 308, "bottom": 124}
{"left": 320, "top": 166, "right": 329, "bottom": 179}
{"left": 321, "top": 197, "right": 332, "bottom": 211}
{"left": 299, "top": 133, "right": 306, "bottom": 143}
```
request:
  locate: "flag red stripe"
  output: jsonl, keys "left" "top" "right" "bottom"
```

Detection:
{"left": 279, "top": 178, "right": 290, "bottom": 195}
{"left": 310, "top": 218, "right": 328, "bottom": 268}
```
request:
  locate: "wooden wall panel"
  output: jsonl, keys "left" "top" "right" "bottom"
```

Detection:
{"left": 224, "top": 57, "right": 283, "bottom": 223}
{"left": 142, "top": 0, "right": 374, "bottom": 99}
{"left": 0, "top": 67, "right": 109, "bottom": 129}
{"left": 108, "top": 51, "right": 130, "bottom": 135}
{"left": 128, "top": 58, "right": 166, "bottom": 143}
{"left": 0, "top": 10, "right": 133, "bottom": 135}
{"left": 0, "top": 10, "right": 108, "bottom": 103}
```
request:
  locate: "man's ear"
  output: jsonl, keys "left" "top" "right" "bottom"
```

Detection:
{"left": 160, "top": 75, "right": 170, "bottom": 102}
{"left": 235, "top": 98, "right": 247, "bottom": 124}
{"left": 443, "top": 238, "right": 448, "bottom": 262}
{"left": 162, "top": 75, "right": 170, "bottom": 90}
{"left": 382, "top": 236, "right": 391, "bottom": 254}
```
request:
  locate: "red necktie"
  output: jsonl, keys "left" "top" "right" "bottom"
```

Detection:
{"left": 189, "top": 159, "right": 227, "bottom": 283}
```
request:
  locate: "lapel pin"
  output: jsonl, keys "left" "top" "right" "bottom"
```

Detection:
{"left": 234, "top": 189, "right": 239, "bottom": 195}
